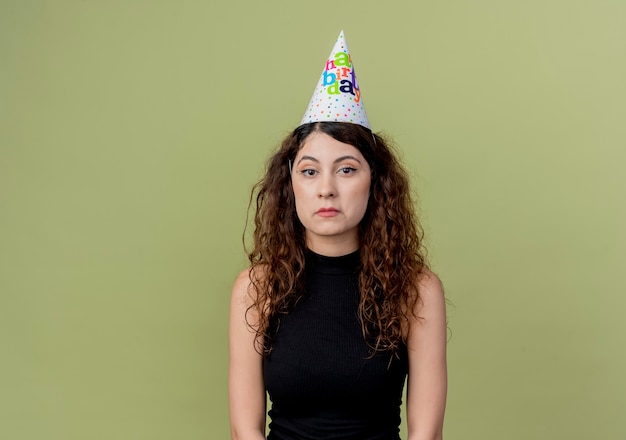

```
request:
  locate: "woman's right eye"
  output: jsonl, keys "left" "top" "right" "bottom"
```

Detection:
{"left": 300, "top": 169, "right": 318, "bottom": 176}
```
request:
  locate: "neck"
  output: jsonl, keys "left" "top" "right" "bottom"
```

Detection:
{"left": 305, "top": 234, "right": 359, "bottom": 257}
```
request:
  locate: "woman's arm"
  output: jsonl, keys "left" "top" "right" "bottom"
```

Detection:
{"left": 406, "top": 270, "right": 448, "bottom": 440}
{"left": 228, "top": 269, "right": 266, "bottom": 440}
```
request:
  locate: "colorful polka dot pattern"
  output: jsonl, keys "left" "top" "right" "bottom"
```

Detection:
{"left": 299, "top": 31, "right": 371, "bottom": 129}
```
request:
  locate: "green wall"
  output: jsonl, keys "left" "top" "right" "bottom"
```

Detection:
{"left": 1, "top": 1, "right": 624, "bottom": 439}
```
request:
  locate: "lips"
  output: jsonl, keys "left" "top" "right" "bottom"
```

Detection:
{"left": 316, "top": 207, "right": 339, "bottom": 217}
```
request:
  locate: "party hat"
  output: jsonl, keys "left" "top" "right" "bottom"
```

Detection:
{"left": 300, "top": 31, "right": 370, "bottom": 129}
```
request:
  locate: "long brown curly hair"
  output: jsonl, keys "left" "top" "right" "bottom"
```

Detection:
{"left": 246, "top": 122, "right": 427, "bottom": 357}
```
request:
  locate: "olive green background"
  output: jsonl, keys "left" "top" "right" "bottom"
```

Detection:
{"left": 1, "top": 1, "right": 624, "bottom": 439}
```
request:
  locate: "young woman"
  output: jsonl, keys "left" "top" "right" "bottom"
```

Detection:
{"left": 229, "top": 32, "right": 446, "bottom": 440}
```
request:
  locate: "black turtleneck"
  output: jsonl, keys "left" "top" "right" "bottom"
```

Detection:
{"left": 263, "top": 249, "right": 408, "bottom": 440}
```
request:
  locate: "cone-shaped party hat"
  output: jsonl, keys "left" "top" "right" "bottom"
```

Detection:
{"left": 300, "top": 31, "right": 370, "bottom": 129}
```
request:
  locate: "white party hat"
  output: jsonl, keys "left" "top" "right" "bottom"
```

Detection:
{"left": 300, "top": 31, "right": 370, "bottom": 129}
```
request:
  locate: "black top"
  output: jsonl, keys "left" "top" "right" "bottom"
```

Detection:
{"left": 263, "top": 249, "right": 408, "bottom": 440}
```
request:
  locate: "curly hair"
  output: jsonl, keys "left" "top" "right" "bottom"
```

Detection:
{"left": 245, "top": 122, "right": 427, "bottom": 357}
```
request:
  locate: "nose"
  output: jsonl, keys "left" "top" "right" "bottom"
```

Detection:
{"left": 318, "top": 174, "right": 336, "bottom": 198}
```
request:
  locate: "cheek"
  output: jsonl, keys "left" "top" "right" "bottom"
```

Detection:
{"left": 291, "top": 181, "right": 306, "bottom": 206}
{"left": 291, "top": 181, "right": 308, "bottom": 222}
{"left": 352, "top": 179, "right": 371, "bottom": 215}
{"left": 362, "top": 187, "right": 371, "bottom": 212}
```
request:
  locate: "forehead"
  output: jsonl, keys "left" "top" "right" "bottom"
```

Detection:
{"left": 296, "top": 132, "right": 365, "bottom": 162}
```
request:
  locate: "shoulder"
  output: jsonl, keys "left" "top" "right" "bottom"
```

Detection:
{"left": 416, "top": 268, "right": 445, "bottom": 302}
{"left": 406, "top": 268, "right": 447, "bottom": 350}
{"left": 231, "top": 265, "right": 268, "bottom": 309}
{"left": 407, "top": 268, "right": 446, "bottom": 323}
{"left": 232, "top": 268, "right": 252, "bottom": 294}
{"left": 231, "top": 268, "right": 254, "bottom": 303}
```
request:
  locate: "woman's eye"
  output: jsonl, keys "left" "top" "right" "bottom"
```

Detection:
{"left": 300, "top": 169, "right": 318, "bottom": 176}
{"left": 338, "top": 167, "right": 357, "bottom": 175}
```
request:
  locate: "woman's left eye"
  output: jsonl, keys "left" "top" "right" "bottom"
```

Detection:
{"left": 338, "top": 167, "right": 357, "bottom": 174}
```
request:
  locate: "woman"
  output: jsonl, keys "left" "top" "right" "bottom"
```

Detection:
{"left": 229, "top": 32, "right": 447, "bottom": 440}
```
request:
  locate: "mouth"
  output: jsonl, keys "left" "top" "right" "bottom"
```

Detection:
{"left": 316, "top": 207, "right": 339, "bottom": 217}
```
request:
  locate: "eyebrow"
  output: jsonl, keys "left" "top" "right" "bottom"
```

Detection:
{"left": 297, "top": 155, "right": 363, "bottom": 165}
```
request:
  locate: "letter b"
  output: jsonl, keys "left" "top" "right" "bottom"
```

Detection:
{"left": 323, "top": 70, "right": 337, "bottom": 86}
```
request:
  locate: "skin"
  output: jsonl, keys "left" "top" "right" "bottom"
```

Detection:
{"left": 229, "top": 131, "right": 447, "bottom": 440}
{"left": 229, "top": 268, "right": 266, "bottom": 440}
{"left": 406, "top": 272, "right": 447, "bottom": 440}
{"left": 291, "top": 132, "right": 371, "bottom": 256}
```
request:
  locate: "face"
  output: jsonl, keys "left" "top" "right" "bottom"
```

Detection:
{"left": 291, "top": 131, "right": 371, "bottom": 255}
